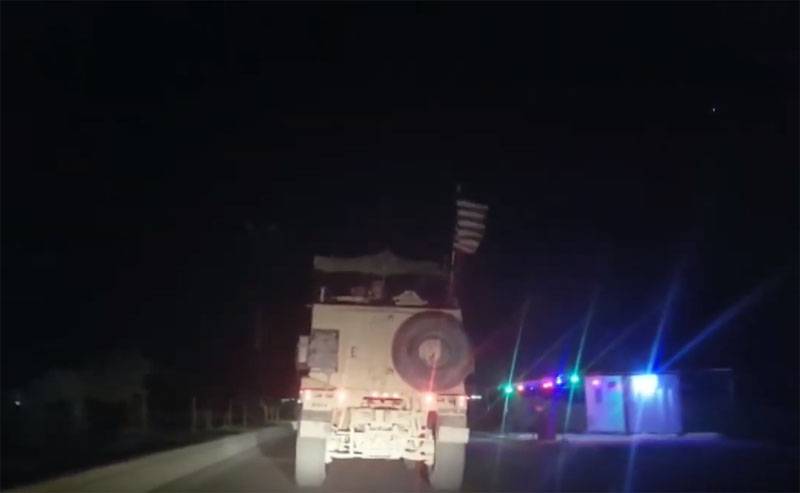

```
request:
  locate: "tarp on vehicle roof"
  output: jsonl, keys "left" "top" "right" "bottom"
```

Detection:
{"left": 313, "top": 249, "right": 445, "bottom": 277}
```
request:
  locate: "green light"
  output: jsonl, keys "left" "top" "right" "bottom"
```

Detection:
{"left": 502, "top": 384, "right": 514, "bottom": 395}
{"left": 569, "top": 374, "right": 580, "bottom": 384}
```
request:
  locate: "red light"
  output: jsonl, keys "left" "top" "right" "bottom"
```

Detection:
{"left": 424, "top": 393, "right": 435, "bottom": 404}
{"left": 516, "top": 384, "right": 524, "bottom": 392}
{"left": 592, "top": 378, "right": 601, "bottom": 387}
{"left": 542, "top": 381, "right": 554, "bottom": 389}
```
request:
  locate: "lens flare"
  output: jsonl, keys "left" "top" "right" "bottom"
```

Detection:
{"left": 660, "top": 277, "right": 779, "bottom": 371}
{"left": 647, "top": 268, "right": 682, "bottom": 373}
{"left": 564, "top": 292, "right": 597, "bottom": 433}
{"left": 502, "top": 298, "right": 532, "bottom": 433}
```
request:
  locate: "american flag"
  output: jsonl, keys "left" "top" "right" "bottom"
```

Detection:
{"left": 453, "top": 198, "right": 489, "bottom": 254}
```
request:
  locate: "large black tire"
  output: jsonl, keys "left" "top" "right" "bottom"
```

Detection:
{"left": 429, "top": 442, "right": 466, "bottom": 491}
{"left": 295, "top": 436, "right": 326, "bottom": 487}
{"left": 391, "top": 311, "right": 473, "bottom": 392}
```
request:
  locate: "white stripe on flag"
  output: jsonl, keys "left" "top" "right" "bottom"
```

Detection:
{"left": 457, "top": 209, "right": 487, "bottom": 221}
{"left": 454, "top": 239, "right": 479, "bottom": 254}
{"left": 457, "top": 219, "right": 485, "bottom": 231}
{"left": 455, "top": 237, "right": 480, "bottom": 249}
{"left": 455, "top": 228, "right": 484, "bottom": 240}
{"left": 456, "top": 199, "right": 489, "bottom": 212}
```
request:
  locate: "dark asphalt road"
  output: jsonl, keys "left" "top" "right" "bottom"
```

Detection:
{"left": 156, "top": 430, "right": 798, "bottom": 492}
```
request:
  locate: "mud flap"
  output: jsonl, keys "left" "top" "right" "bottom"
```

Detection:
{"left": 295, "top": 436, "right": 327, "bottom": 487}
{"left": 429, "top": 442, "right": 466, "bottom": 491}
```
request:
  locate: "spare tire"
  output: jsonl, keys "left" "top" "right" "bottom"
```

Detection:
{"left": 392, "top": 311, "right": 473, "bottom": 392}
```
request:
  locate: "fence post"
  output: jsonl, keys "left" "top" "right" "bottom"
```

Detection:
{"left": 142, "top": 392, "right": 149, "bottom": 431}
{"left": 204, "top": 409, "right": 212, "bottom": 430}
{"left": 191, "top": 397, "right": 197, "bottom": 432}
{"left": 260, "top": 398, "right": 268, "bottom": 424}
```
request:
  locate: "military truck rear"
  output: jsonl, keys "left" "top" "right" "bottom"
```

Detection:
{"left": 294, "top": 250, "right": 473, "bottom": 490}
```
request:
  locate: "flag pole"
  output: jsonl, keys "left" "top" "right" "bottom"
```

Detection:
{"left": 447, "top": 248, "right": 457, "bottom": 304}
{"left": 447, "top": 184, "right": 461, "bottom": 305}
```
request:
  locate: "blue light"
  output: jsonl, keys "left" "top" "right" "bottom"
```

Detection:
{"left": 631, "top": 374, "right": 658, "bottom": 397}
{"left": 555, "top": 375, "right": 563, "bottom": 385}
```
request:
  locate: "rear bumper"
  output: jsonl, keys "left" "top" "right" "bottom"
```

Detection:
{"left": 328, "top": 427, "right": 435, "bottom": 464}
{"left": 297, "top": 407, "right": 468, "bottom": 464}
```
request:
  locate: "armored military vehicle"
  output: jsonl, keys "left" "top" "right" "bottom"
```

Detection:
{"left": 295, "top": 250, "right": 473, "bottom": 490}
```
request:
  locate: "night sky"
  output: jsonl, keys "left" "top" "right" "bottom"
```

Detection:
{"left": 3, "top": 5, "right": 797, "bottom": 404}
